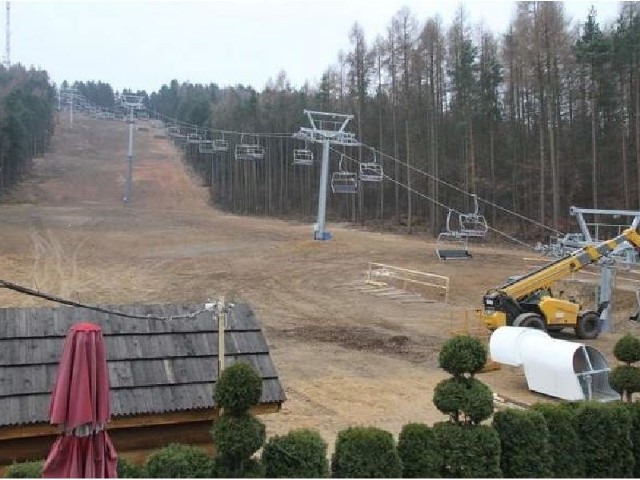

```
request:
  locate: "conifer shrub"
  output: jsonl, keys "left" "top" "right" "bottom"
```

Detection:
{"left": 117, "top": 457, "right": 142, "bottom": 478}
{"left": 531, "top": 402, "right": 584, "bottom": 477}
{"left": 432, "top": 422, "right": 501, "bottom": 478}
{"left": 262, "top": 428, "right": 329, "bottom": 478}
{"left": 614, "top": 334, "right": 640, "bottom": 364}
{"left": 144, "top": 443, "right": 214, "bottom": 478}
{"left": 397, "top": 422, "right": 441, "bottom": 478}
{"left": 3, "top": 460, "right": 43, "bottom": 478}
{"left": 211, "top": 414, "right": 266, "bottom": 464}
{"left": 492, "top": 408, "right": 552, "bottom": 478}
{"left": 433, "top": 377, "right": 493, "bottom": 425}
{"left": 626, "top": 401, "right": 640, "bottom": 478}
{"left": 331, "top": 426, "right": 402, "bottom": 478}
{"left": 574, "top": 402, "right": 634, "bottom": 478}
{"left": 214, "top": 362, "right": 263, "bottom": 415}
{"left": 438, "top": 335, "right": 487, "bottom": 377}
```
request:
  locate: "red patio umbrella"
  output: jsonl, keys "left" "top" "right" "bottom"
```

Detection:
{"left": 43, "top": 322, "right": 118, "bottom": 478}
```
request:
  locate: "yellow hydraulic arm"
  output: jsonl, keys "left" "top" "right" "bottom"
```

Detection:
{"left": 497, "top": 227, "right": 640, "bottom": 301}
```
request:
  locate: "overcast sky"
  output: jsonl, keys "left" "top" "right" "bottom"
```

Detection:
{"left": 10, "top": 0, "right": 624, "bottom": 94}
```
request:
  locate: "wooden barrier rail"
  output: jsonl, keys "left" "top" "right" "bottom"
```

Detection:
{"left": 366, "top": 262, "right": 449, "bottom": 303}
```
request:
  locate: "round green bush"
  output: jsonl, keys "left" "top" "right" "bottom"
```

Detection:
{"left": 610, "top": 364, "right": 640, "bottom": 402}
{"left": 574, "top": 402, "right": 634, "bottom": 478}
{"left": 144, "top": 443, "right": 214, "bottom": 478}
{"left": 397, "top": 423, "right": 441, "bottom": 478}
{"left": 613, "top": 334, "right": 640, "bottom": 364}
{"left": 433, "top": 422, "right": 501, "bottom": 478}
{"left": 213, "top": 456, "right": 265, "bottom": 478}
{"left": 433, "top": 377, "right": 494, "bottom": 424}
{"left": 531, "top": 402, "right": 584, "bottom": 477}
{"left": 331, "top": 426, "right": 402, "bottom": 478}
{"left": 211, "top": 413, "right": 266, "bottom": 462}
{"left": 438, "top": 336, "right": 487, "bottom": 377}
{"left": 4, "top": 460, "right": 43, "bottom": 478}
{"left": 215, "top": 362, "right": 263, "bottom": 415}
{"left": 117, "top": 457, "right": 142, "bottom": 478}
{"left": 492, "top": 408, "right": 552, "bottom": 478}
{"left": 262, "top": 428, "right": 329, "bottom": 478}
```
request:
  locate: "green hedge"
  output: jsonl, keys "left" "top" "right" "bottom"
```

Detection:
{"left": 433, "top": 377, "right": 494, "bottom": 425}
{"left": 3, "top": 460, "right": 43, "bottom": 478}
{"left": 574, "top": 402, "right": 634, "bottom": 478}
{"left": 331, "top": 426, "right": 402, "bottom": 478}
{"left": 214, "top": 362, "right": 263, "bottom": 415}
{"left": 626, "top": 402, "right": 640, "bottom": 478}
{"left": 433, "top": 422, "right": 501, "bottom": 478}
{"left": 117, "top": 457, "right": 142, "bottom": 478}
{"left": 397, "top": 423, "right": 441, "bottom": 478}
{"left": 493, "top": 408, "right": 552, "bottom": 478}
{"left": 531, "top": 403, "right": 584, "bottom": 477}
{"left": 144, "top": 443, "right": 214, "bottom": 478}
{"left": 262, "top": 428, "right": 329, "bottom": 478}
{"left": 438, "top": 335, "right": 487, "bottom": 377}
{"left": 610, "top": 365, "right": 640, "bottom": 402}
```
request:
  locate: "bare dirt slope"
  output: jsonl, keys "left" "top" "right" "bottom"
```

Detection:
{"left": 2, "top": 115, "right": 639, "bottom": 447}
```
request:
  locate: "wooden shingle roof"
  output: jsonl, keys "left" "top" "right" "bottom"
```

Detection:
{"left": 0, "top": 303, "right": 285, "bottom": 427}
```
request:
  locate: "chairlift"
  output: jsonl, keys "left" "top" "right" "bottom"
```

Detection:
{"left": 187, "top": 133, "right": 203, "bottom": 144}
{"left": 212, "top": 132, "right": 229, "bottom": 152}
{"left": 331, "top": 155, "right": 358, "bottom": 194}
{"left": 458, "top": 194, "right": 488, "bottom": 238}
{"left": 167, "top": 125, "right": 180, "bottom": 136}
{"left": 436, "top": 210, "right": 472, "bottom": 260}
{"left": 358, "top": 148, "right": 383, "bottom": 182}
{"left": 235, "top": 135, "right": 265, "bottom": 160}
{"left": 199, "top": 140, "right": 215, "bottom": 154}
{"left": 293, "top": 141, "right": 314, "bottom": 166}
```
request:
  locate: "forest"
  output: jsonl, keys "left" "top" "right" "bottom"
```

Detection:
{"left": 141, "top": 2, "right": 640, "bottom": 239}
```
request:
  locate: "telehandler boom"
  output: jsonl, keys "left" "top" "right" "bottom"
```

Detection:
{"left": 480, "top": 227, "right": 640, "bottom": 339}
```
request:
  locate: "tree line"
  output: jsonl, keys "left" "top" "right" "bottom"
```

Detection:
{"left": 0, "top": 65, "right": 56, "bottom": 196}
{"left": 145, "top": 2, "right": 640, "bottom": 239}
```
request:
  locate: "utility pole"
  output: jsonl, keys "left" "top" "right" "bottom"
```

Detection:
{"left": 124, "top": 108, "right": 134, "bottom": 205}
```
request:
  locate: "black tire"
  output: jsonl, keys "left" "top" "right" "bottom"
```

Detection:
{"left": 513, "top": 312, "right": 546, "bottom": 331}
{"left": 575, "top": 311, "right": 600, "bottom": 339}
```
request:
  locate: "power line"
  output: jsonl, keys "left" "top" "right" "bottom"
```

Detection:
{"left": 0, "top": 278, "right": 210, "bottom": 321}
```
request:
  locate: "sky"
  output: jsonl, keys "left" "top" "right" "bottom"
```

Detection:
{"left": 9, "top": 0, "right": 625, "bottom": 94}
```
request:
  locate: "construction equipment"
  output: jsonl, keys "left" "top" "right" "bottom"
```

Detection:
{"left": 480, "top": 226, "right": 640, "bottom": 339}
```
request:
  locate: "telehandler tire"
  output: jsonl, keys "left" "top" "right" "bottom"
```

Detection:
{"left": 513, "top": 312, "right": 546, "bottom": 331}
{"left": 575, "top": 311, "right": 600, "bottom": 340}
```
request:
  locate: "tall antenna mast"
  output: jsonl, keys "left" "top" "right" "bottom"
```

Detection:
{"left": 4, "top": 1, "right": 9, "bottom": 69}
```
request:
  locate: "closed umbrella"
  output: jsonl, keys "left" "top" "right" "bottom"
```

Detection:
{"left": 43, "top": 322, "right": 118, "bottom": 478}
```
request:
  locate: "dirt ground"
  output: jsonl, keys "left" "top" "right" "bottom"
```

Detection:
{"left": 2, "top": 114, "right": 640, "bottom": 448}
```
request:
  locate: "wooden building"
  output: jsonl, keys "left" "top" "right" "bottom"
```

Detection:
{"left": 0, "top": 302, "right": 286, "bottom": 472}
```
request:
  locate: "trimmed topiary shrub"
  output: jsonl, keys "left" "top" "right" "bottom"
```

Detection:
{"left": 117, "top": 457, "right": 142, "bottom": 478}
{"left": 438, "top": 335, "right": 487, "bottom": 377}
{"left": 262, "top": 428, "right": 329, "bottom": 478}
{"left": 433, "top": 377, "right": 493, "bottom": 425}
{"left": 433, "top": 422, "right": 501, "bottom": 478}
{"left": 331, "top": 426, "right": 402, "bottom": 478}
{"left": 574, "top": 402, "right": 634, "bottom": 478}
{"left": 531, "top": 402, "right": 584, "bottom": 477}
{"left": 214, "top": 362, "right": 263, "bottom": 415}
{"left": 3, "top": 460, "right": 43, "bottom": 478}
{"left": 610, "top": 364, "right": 640, "bottom": 402}
{"left": 213, "top": 457, "right": 265, "bottom": 478}
{"left": 144, "top": 443, "right": 214, "bottom": 478}
{"left": 627, "top": 401, "right": 640, "bottom": 478}
{"left": 492, "top": 408, "right": 552, "bottom": 478}
{"left": 212, "top": 413, "right": 266, "bottom": 461}
{"left": 614, "top": 334, "right": 640, "bottom": 364}
{"left": 397, "top": 423, "right": 441, "bottom": 478}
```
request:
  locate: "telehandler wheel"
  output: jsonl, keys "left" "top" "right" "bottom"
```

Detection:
{"left": 575, "top": 311, "right": 600, "bottom": 340}
{"left": 513, "top": 312, "right": 546, "bottom": 331}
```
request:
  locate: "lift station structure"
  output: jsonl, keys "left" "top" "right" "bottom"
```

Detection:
{"left": 294, "top": 110, "right": 360, "bottom": 240}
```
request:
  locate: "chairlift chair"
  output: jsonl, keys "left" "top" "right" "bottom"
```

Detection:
{"left": 458, "top": 194, "right": 488, "bottom": 238}
{"left": 235, "top": 143, "right": 265, "bottom": 161}
{"left": 213, "top": 139, "right": 229, "bottom": 152}
{"left": 436, "top": 210, "right": 472, "bottom": 260}
{"left": 358, "top": 148, "right": 384, "bottom": 182}
{"left": 199, "top": 140, "right": 215, "bottom": 154}
{"left": 187, "top": 133, "right": 203, "bottom": 144}
{"left": 293, "top": 140, "right": 314, "bottom": 166}
{"left": 331, "top": 155, "right": 358, "bottom": 194}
